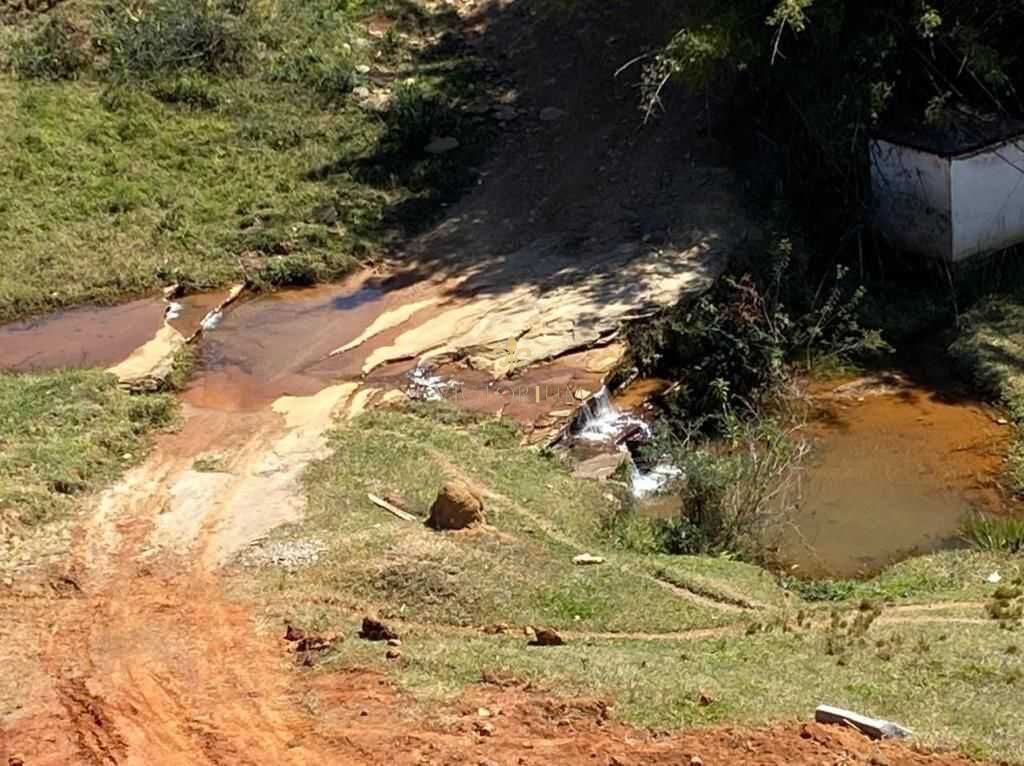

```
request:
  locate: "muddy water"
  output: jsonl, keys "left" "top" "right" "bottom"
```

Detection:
{"left": 182, "top": 273, "right": 612, "bottom": 430}
{"left": 0, "top": 293, "right": 226, "bottom": 373}
{"left": 777, "top": 375, "right": 1017, "bottom": 578}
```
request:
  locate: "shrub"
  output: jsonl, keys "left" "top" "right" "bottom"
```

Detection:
{"left": 963, "top": 514, "right": 1024, "bottom": 554}
{"left": 629, "top": 236, "right": 885, "bottom": 424}
{"left": 12, "top": 15, "right": 90, "bottom": 80}
{"left": 384, "top": 80, "right": 458, "bottom": 158}
{"left": 103, "top": 0, "right": 255, "bottom": 79}
{"left": 630, "top": 412, "right": 809, "bottom": 561}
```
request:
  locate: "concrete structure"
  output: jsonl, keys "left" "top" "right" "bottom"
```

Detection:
{"left": 870, "top": 129, "right": 1024, "bottom": 262}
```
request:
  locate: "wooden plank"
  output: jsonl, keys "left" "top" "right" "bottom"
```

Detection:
{"left": 368, "top": 493, "right": 418, "bottom": 522}
{"left": 815, "top": 705, "right": 912, "bottom": 739}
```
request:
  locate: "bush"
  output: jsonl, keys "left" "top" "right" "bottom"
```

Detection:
{"left": 103, "top": 0, "right": 255, "bottom": 79}
{"left": 256, "top": 255, "right": 319, "bottom": 287}
{"left": 12, "top": 15, "right": 90, "bottom": 80}
{"left": 963, "top": 514, "right": 1024, "bottom": 554}
{"left": 384, "top": 80, "right": 458, "bottom": 157}
{"left": 650, "top": 413, "right": 809, "bottom": 560}
{"left": 629, "top": 236, "right": 885, "bottom": 423}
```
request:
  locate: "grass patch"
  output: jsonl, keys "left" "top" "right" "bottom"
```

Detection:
{"left": 0, "top": 369, "right": 175, "bottom": 530}
{"left": 232, "top": 407, "right": 753, "bottom": 634}
{"left": 0, "top": 0, "right": 494, "bottom": 321}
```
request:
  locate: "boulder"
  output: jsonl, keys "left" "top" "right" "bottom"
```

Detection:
{"left": 427, "top": 479, "right": 485, "bottom": 530}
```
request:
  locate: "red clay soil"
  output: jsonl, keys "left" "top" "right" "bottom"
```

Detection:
{"left": 0, "top": 557, "right": 989, "bottom": 766}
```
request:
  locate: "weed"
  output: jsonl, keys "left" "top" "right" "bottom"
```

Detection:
{"left": 963, "top": 514, "right": 1024, "bottom": 554}
{"left": 12, "top": 14, "right": 89, "bottom": 80}
{"left": 103, "top": 0, "right": 255, "bottom": 79}
{"left": 383, "top": 80, "right": 458, "bottom": 158}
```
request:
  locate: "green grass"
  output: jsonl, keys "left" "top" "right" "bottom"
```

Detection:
{"left": 229, "top": 405, "right": 1024, "bottom": 761}
{"left": 234, "top": 407, "right": 743, "bottom": 634}
{"left": 0, "top": 0, "right": 492, "bottom": 321}
{"left": 950, "top": 293, "right": 1024, "bottom": 494}
{"left": 0, "top": 369, "right": 175, "bottom": 529}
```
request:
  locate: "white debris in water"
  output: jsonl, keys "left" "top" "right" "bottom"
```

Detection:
{"left": 240, "top": 538, "right": 326, "bottom": 571}
{"left": 574, "top": 387, "right": 652, "bottom": 443}
{"left": 406, "top": 365, "right": 460, "bottom": 401}
{"left": 200, "top": 309, "right": 224, "bottom": 331}
{"left": 165, "top": 302, "right": 184, "bottom": 320}
{"left": 631, "top": 463, "right": 683, "bottom": 498}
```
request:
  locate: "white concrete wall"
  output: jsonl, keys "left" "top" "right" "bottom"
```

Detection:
{"left": 950, "top": 140, "right": 1024, "bottom": 261}
{"left": 870, "top": 140, "right": 952, "bottom": 260}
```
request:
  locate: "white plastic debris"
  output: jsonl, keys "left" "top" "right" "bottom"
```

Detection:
{"left": 987, "top": 571, "right": 1003, "bottom": 584}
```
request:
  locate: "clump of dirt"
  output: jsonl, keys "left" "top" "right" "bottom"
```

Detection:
{"left": 427, "top": 479, "right": 485, "bottom": 530}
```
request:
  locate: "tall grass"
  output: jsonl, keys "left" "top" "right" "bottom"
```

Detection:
{"left": 963, "top": 514, "right": 1024, "bottom": 554}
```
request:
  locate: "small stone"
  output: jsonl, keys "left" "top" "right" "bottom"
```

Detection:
{"left": 386, "top": 637, "right": 402, "bottom": 647}
{"left": 573, "top": 388, "right": 592, "bottom": 401}
{"left": 539, "top": 106, "right": 566, "bottom": 121}
{"left": 477, "top": 707, "right": 492, "bottom": 718}
{"left": 353, "top": 86, "right": 371, "bottom": 98}
{"left": 355, "top": 64, "right": 371, "bottom": 74}
{"left": 697, "top": 690, "right": 715, "bottom": 707}
{"left": 493, "top": 106, "right": 518, "bottom": 121}
{"left": 283, "top": 624, "right": 306, "bottom": 642}
{"left": 425, "top": 136, "right": 460, "bottom": 154}
{"left": 385, "top": 649, "right": 402, "bottom": 660}
{"left": 572, "top": 553, "right": 606, "bottom": 566}
{"left": 473, "top": 720, "right": 495, "bottom": 737}
{"left": 690, "top": 757, "right": 704, "bottom": 766}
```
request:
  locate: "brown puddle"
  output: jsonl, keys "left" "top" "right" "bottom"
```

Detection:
{"left": 777, "top": 373, "right": 1019, "bottom": 578}
{"left": 0, "top": 293, "right": 226, "bottom": 373}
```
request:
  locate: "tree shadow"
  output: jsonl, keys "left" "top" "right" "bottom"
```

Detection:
{"left": 309, "top": 0, "right": 747, "bottom": 328}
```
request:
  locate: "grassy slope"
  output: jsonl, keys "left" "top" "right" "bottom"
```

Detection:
{"left": 233, "top": 406, "right": 1024, "bottom": 763}
{"left": 0, "top": 369, "right": 175, "bottom": 531}
{"left": 0, "top": 0, "right": 488, "bottom": 322}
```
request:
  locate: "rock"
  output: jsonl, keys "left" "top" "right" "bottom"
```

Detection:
{"left": 539, "top": 106, "right": 566, "bottom": 121}
{"left": 814, "top": 704, "right": 912, "bottom": 739}
{"left": 425, "top": 136, "right": 460, "bottom": 154}
{"left": 427, "top": 479, "right": 485, "bottom": 530}
{"left": 493, "top": 106, "right": 518, "bottom": 121}
{"left": 572, "top": 553, "right": 606, "bottom": 566}
{"left": 353, "top": 85, "right": 371, "bottom": 98}
{"left": 573, "top": 388, "right": 592, "bottom": 401}
{"left": 283, "top": 624, "right": 306, "bottom": 642}
{"left": 355, "top": 64, "right": 371, "bottom": 74}
{"left": 473, "top": 720, "right": 495, "bottom": 737}
{"left": 162, "top": 283, "right": 182, "bottom": 300}
{"left": 477, "top": 707, "right": 492, "bottom": 718}
{"left": 696, "top": 690, "right": 715, "bottom": 707}
{"left": 572, "top": 453, "right": 627, "bottom": 482}
{"left": 529, "top": 627, "right": 564, "bottom": 647}
{"left": 359, "top": 616, "right": 398, "bottom": 642}
{"left": 385, "top": 649, "right": 402, "bottom": 660}
{"left": 386, "top": 637, "right": 402, "bottom": 647}
{"left": 690, "top": 757, "right": 704, "bottom": 766}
